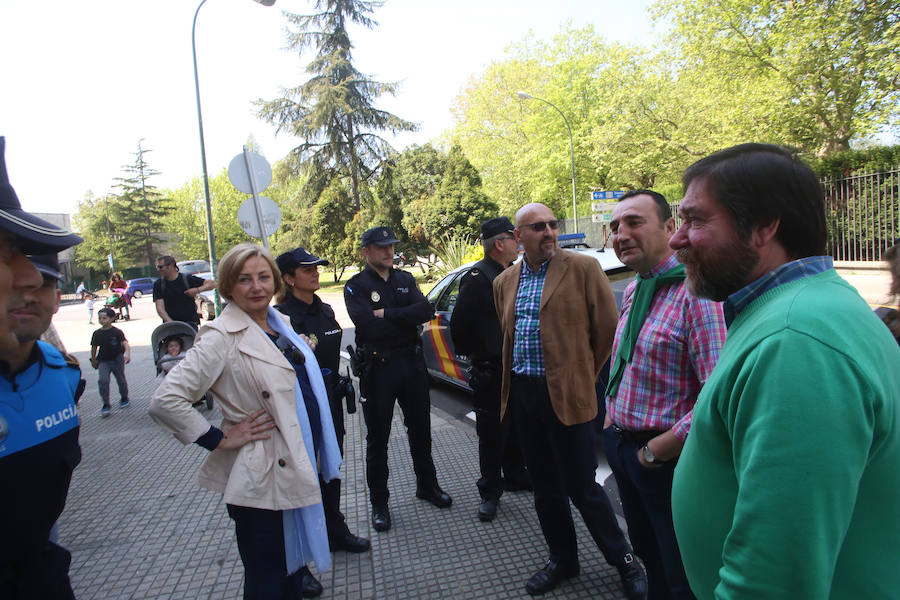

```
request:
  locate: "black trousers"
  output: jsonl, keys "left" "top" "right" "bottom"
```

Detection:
{"left": 511, "top": 374, "right": 630, "bottom": 567}
{"left": 227, "top": 504, "right": 305, "bottom": 600}
{"left": 321, "top": 389, "right": 350, "bottom": 541}
{"left": 360, "top": 350, "right": 438, "bottom": 508}
{"left": 474, "top": 369, "right": 528, "bottom": 502}
{"left": 0, "top": 542, "right": 75, "bottom": 600}
{"left": 602, "top": 427, "right": 694, "bottom": 600}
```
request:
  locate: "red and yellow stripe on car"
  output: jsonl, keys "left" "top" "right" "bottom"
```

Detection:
{"left": 427, "top": 314, "right": 464, "bottom": 381}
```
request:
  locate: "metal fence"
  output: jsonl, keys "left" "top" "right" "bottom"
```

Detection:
{"left": 564, "top": 166, "right": 900, "bottom": 262}
{"left": 823, "top": 166, "right": 899, "bottom": 261}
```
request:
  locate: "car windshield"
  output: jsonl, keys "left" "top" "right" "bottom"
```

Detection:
{"left": 178, "top": 261, "right": 210, "bottom": 275}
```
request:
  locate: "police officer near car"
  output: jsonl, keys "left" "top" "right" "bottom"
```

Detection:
{"left": 344, "top": 226, "right": 451, "bottom": 532}
{"left": 0, "top": 136, "right": 85, "bottom": 599}
{"left": 274, "top": 247, "right": 370, "bottom": 559}
{"left": 450, "top": 217, "right": 531, "bottom": 522}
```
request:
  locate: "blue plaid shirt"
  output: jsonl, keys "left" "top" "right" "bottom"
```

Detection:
{"left": 723, "top": 256, "right": 833, "bottom": 325}
{"left": 512, "top": 258, "right": 550, "bottom": 376}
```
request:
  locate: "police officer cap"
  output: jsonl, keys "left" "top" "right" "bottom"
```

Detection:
{"left": 28, "top": 253, "right": 63, "bottom": 281}
{"left": 361, "top": 226, "right": 400, "bottom": 247}
{"left": 276, "top": 247, "right": 329, "bottom": 274}
{"left": 0, "top": 137, "right": 83, "bottom": 254}
{"left": 481, "top": 216, "right": 514, "bottom": 239}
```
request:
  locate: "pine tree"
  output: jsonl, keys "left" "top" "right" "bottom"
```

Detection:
{"left": 257, "top": 0, "right": 416, "bottom": 211}
{"left": 111, "top": 140, "right": 171, "bottom": 267}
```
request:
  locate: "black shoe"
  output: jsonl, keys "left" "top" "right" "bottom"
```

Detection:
{"left": 330, "top": 531, "right": 371, "bottom": 553}
{"left": 372, "top": 507, "right": 391, "bottom": 532}
{"left": 617, "top": 553, "right": 648, "bottom": 600}
{"left": 478, "top": 499, "right": 498, "bottom": 522}
{"left": 415, "top": 485, "right": 452, "bottom": 508}
{"left": 525, "top": 559, "right": 580, "bottom": 596}
{"left": 299, "top": 566, "right": 323, "bottom": 598}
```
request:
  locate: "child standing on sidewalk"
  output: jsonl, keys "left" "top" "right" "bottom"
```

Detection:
{"left": 90, "top": 307, "right": 131, "bottom": 417}
{"left": 86, "top": 291, "right": 97, "bottom": 323}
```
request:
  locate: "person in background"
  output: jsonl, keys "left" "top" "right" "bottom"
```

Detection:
{"left": 150, "top": 242, "right": 341, "bottom": 599}
{"left": 0, "top": 135, "right": 85, "bottom": 600}
{"left": 669, "top": 143, "right": 900, "bottom": 599}
{"left": 450, "top": 216, "right": 530, "bottom": 523}
{"left": 86, "top": 290, "right": 97, "bottom": 324}
{"left": 275, "top": 246, "right": 370, "bottom": 555}
{"left": 876, "top": 239, "right": 900, "bottom": 344}
{"left": 493, "top": 202, "right": 647, "bottom": 598}
{"left": 108, "top": 273, "right": 130, "bottom": 319}
{"left": 30, "top": 256, "right": 68, "bottom": 357}
{"left": 603, "top": 190, "right": 726, "bottom": 600}
{"left": 344, "top": 226, "right": 451, "bottom": 533}
{"left": 156, "top": 336, "right": 186, "bottom": 378}
{"left": 90, "top": 307, "right": 130, "bottom": 417}
{"left": 152, "top": 256, "right": 215, "bottom": 330}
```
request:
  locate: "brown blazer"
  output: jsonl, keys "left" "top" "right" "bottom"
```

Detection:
{"left": 493, "top": 249, "right": 618, "bottom": 426}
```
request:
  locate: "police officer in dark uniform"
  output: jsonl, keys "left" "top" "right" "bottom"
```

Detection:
{"left": 0, "top": 136, "right": 85, "bottom": 600}
{"left": 274, "top": 247, "right": 370, "bottom": 562}
{"left": 450, "top": 217, "right": 530, "bottom": 522}
{"left": 344, "top": 226, "right": 451, "bottom": 532}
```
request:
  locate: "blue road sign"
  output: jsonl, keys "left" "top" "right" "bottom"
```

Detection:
{"left": 591, "top": 190, "right": 626, "bottom": 201}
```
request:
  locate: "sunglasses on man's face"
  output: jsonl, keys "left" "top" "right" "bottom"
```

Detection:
{"left": 156, "top": 263, "right": 171, "bottom": 270}
{"left": 519, "top": 220, "right": 559, "bottom": 233}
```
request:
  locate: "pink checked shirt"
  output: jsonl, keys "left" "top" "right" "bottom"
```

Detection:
{"left": 605, "top": 254, "right": 726, "bottom": 441}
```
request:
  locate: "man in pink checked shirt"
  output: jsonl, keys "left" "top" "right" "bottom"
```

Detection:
{"left": 602, "top": 190, "right": 726, "bottom": 600}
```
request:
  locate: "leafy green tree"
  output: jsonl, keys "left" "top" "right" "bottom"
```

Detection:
{"left": 653, "top": 0, "right": 900, "bottom": 155}
{"left": 309, "top": 181, "right": 357, "bottom": 281}
{"left": 72, "top": 191, "right": 123, "bottom": 273}
{"left": 269, "top": 162, "right": 317, "bottom": 257}
{"left": 109, "top": 141, "right": 171, "bottom": 267}
{"left": 257, "top": 0, "right": 416, "bottom": 211}
{"left": 394, "top": 145, "right": 497, "bottom": 248}
{"left": 164, "top": 170, "right": 254, "bottom": 260}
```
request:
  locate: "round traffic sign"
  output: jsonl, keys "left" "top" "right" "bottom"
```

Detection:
{"left": 228, "top": 152, "right": 272, "bottom": 194}
{"left": 238, "top": 196, "right": 282, "bottom": 238}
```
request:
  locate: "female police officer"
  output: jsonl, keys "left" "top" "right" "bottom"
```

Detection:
{"left": 275, "top": 247, "right": 370, "bottom": 554}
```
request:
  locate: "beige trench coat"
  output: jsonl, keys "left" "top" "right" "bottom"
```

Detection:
{"left": 149, "top": 303, "right": 322, "bottom": 511}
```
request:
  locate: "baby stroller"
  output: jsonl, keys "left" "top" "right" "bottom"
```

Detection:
{"left": 151, "top": 321, "right": 213, "bottom": 410}
{"left": 105, "top": 291, "right": 131, "bottom": 321}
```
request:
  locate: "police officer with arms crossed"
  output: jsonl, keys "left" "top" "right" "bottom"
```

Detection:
{"left": 0, "top": 136, "right": 85, "bottom": 599}
{"left": 275, "top": 247, "right": 370, "bottom": 556}
{"left": 450, "top": 217, "right": 530, "bottom": 522}
{"left": 344, "top": 226, "right": 451, "bottom": 532}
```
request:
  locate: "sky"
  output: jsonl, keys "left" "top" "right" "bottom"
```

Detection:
{"left": 0, "top": 0, "right": 657, "bottom": 216}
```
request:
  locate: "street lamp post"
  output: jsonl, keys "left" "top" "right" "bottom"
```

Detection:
{"left": 191, "top": 0, "right": 276, "bottom": 281}
{"left": 516, "top": 91, "right": 579, "bottom": 234}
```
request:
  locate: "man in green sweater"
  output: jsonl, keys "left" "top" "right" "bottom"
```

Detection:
{"left": 668, "top": 143, "right": 900, "bottom": 599}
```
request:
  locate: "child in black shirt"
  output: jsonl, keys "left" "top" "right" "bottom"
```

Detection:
{"left": 90, "top": 307, "right": 131, "bottom": 417}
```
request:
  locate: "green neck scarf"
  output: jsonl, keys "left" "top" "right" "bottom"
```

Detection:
{"left": 605, "top": 263, "right": 686, "bottom": 399}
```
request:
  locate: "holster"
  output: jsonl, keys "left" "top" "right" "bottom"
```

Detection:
{"left": 465, "top": 359, "right": 498, "bottom": 392}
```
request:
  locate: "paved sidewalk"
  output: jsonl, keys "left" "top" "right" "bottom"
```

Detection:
{"left": 58, "top": 308, "right": 635, "bottom": 599}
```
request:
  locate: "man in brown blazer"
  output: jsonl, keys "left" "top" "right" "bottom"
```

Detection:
{"left": 493, "top": 202, "right": 647, "bottom": 598}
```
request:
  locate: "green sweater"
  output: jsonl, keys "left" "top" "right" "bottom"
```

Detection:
{"left": 672, "top": 269, "right": 900, "bottom": 599}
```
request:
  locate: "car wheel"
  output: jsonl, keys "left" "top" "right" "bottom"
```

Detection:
{"left": 132, "top": 290, "right": 143, "bottom": 298}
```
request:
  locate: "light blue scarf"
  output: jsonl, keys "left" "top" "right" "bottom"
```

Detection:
{"left": 265, "top": 307, "right": 342, "bottom": 575}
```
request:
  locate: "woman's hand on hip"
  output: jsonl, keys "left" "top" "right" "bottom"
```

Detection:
{"left": 218, "top": 409, "right": 275, "bottom": 450}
